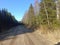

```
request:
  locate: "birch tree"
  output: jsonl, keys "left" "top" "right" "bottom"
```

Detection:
{"left": 55, "top": 0, "right": 60, "bottom": 20}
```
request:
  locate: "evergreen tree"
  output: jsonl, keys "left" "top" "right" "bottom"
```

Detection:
{"left": 22, "top": 4, "right": 35, "bottom": 28}
{"left": 0, "top": 9, "right": 18, "bottom": 32}
{"left": 28, "top": 4, "right": 35, "bottom": 27}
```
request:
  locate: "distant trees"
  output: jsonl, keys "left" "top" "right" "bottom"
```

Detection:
{"left": 0, "top": 9, "right": 18, "bottom": 32}
{"left": 22, "top": 4, "right": 36, "bottom": 28}
{"left": 22, "top": 11, "right": 29, "bottom": 25}
{"left": 27, "top": 4, "right": 35, "bottom": 27}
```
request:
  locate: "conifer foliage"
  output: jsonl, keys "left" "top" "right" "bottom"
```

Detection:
{"left": 0, "top": 9, "right": 18, "bottom": 32}
{"left": 22, "top": 0, "right": 60, "bottom": 29}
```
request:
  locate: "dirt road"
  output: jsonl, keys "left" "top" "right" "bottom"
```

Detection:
{"left": 0, "top": 25, "right": 54, "bottom": 45}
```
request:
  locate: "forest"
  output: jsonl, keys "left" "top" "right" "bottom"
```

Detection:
{"left": 0, "top": 0, "right": 60, "bottom": 33}
{"left": 22, "top": 0, "right": 60, "bottom": 31}
{"left": 0, "top": 0, "right": 60, "bottom": 45}
{"left": 0, "top": 9, "right": 19, "bottom": 33}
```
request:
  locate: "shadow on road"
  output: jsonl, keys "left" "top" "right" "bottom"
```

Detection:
{"left": 0, "top": 25, "right": 35, "bottom": 41}
{"left": 55, "top": 42, "right": 60, "bottom": 45}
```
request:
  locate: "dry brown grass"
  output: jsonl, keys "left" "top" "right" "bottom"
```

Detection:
{"left": 35, "top": 25, "right": 60, "bottom": 44}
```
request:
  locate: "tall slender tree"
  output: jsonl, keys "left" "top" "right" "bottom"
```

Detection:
{"left": 55, "top": 0, "right": 60, "bottom": 20}
{"left": 40, "top": 0, "right": 56, "bottom": 25}
{"left": 34, "top": 0, "right": 40, "bottom": 15}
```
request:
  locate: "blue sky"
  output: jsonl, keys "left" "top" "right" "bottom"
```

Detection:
{"left": 0, "top": 0, "right": 40, "bottom": 21}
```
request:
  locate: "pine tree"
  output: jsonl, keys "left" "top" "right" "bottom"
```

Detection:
{"left": 22, "top": 4, "right": 35, "bottom": 28}
{"left": 28, "top": 4, "right": 35, "bottom": 27}
{"left": 0, "top": 9, "right": 18, "bottom": 32}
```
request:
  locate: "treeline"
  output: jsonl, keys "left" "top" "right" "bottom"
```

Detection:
{"left": 0, "top": 9, "right": 19, "bottom": 32}
{"left": 22, "top": 0, "right": 60, "bottom": 30}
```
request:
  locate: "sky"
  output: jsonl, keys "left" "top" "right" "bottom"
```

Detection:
{"left": 0, "top": 0, "right": 40, "bottom": 21}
